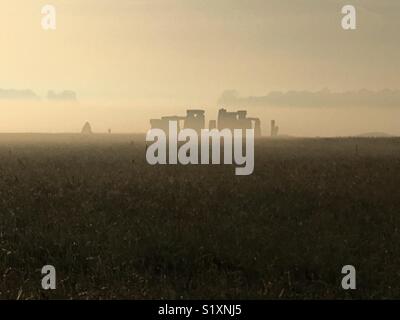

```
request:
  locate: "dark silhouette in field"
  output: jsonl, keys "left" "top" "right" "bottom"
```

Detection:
{"left": 81, "top": 122, "right": 93, "bottom": 134}
{"left": 271, "top": 120, "right": 279, "bottom": 137}
{"left": 150, "top": 110, "right": 205, "bottom": 134}
{"left": 217, "top": 109, "right": 261, "bottom": 137}
{"left": 150, "top": 108, "right": 261, "bottom": 136}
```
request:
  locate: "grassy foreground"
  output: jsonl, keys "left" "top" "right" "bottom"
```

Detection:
{"left": 1, "top": 134, "right": 400, "bottom": 299}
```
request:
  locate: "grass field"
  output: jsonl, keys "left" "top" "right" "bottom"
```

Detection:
{"left": 1, "top": 134, "right": 400, "bottom": 299}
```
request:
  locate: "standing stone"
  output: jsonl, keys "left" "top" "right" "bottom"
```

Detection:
{"left": 81, "top": 122, "right": 92, "bottom": 134}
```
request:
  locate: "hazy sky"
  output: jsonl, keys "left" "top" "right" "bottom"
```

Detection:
{"left": 0, "top": 0, "right": 399, "bottom": 134}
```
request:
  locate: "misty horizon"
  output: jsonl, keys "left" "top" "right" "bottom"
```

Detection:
{"left": 1, "top": 88, "right": 400, "bottom": 137}
{"left": 2, "top": 1, "right": 400, "bottom": 136}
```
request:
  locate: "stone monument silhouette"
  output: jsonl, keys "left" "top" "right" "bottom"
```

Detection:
{"left": 81, "top": 122, "right": 92, "bottom": 134}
